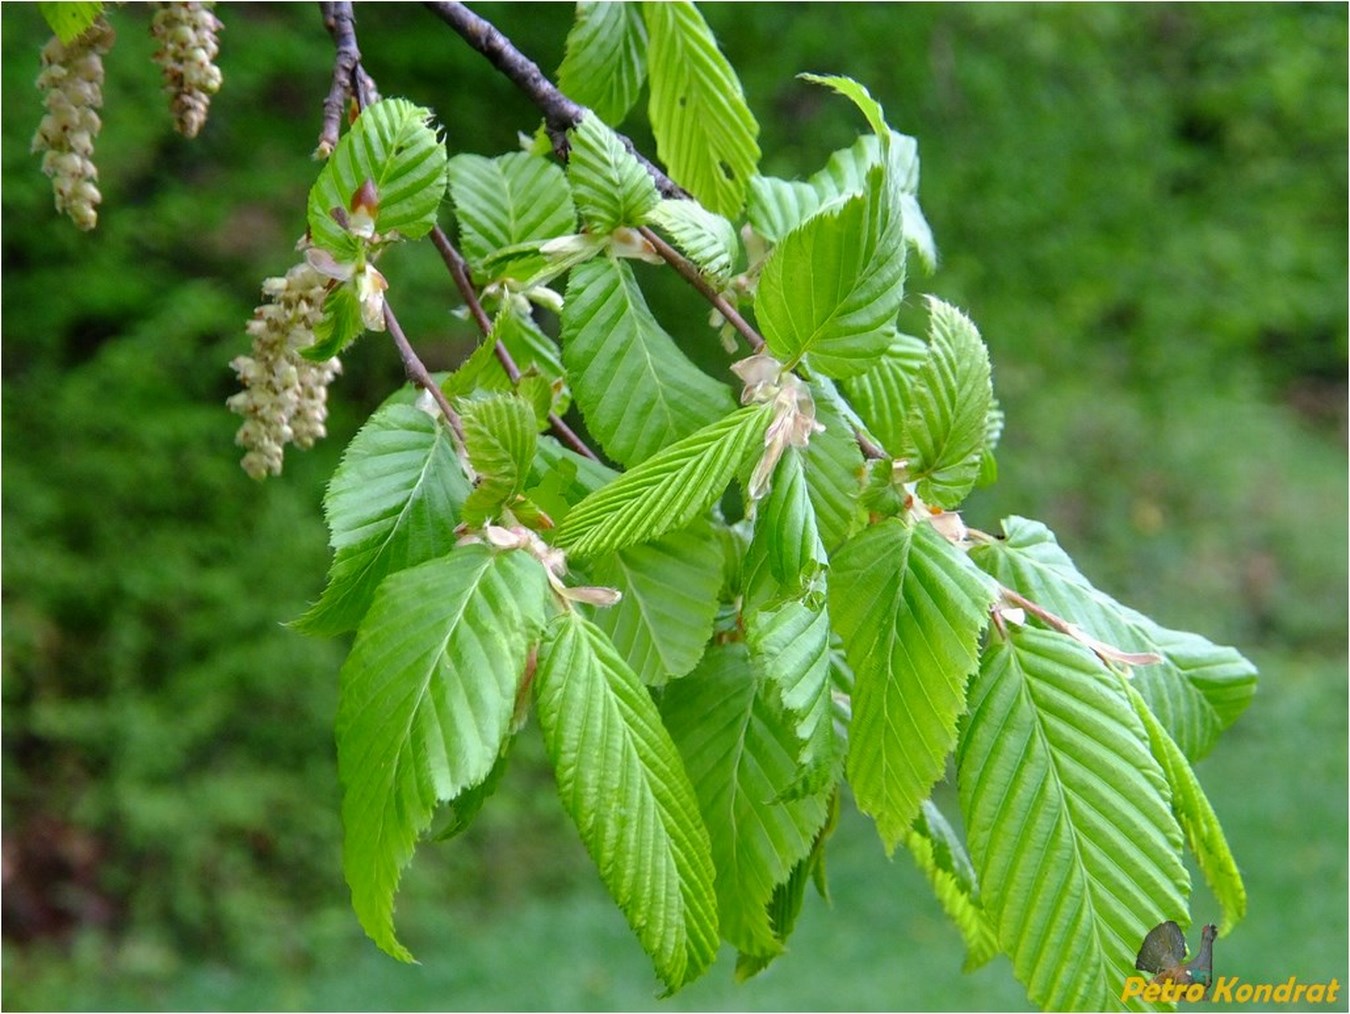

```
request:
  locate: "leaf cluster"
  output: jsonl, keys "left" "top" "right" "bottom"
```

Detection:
{"left": 278, "top": 5, "right": 1258, "bottom": 1007}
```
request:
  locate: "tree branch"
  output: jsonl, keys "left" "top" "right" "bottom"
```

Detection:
{"left": 427, "top": 225, "right": 600, "bottom": 461}
{"left": 383, "top": 301, "right": 466, "bottom": 446}
{"left": 320, "top": 1, "right": 598, "bottom": 462}
{"left": 422, "top": 0, "right": 686, "bottom": 199}
{"left": 637, "top": 225, "right": 765, "bottom": 354}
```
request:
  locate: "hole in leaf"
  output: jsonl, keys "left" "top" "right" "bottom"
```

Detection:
{"left": 719, "top": 160, "right": 735, "bottom": 181}
{"left": 678, "top": 95, "right": 688, "bottom": 108}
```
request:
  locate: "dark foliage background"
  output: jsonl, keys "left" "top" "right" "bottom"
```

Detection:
{"left": 3, "top": 4, "right": 1345, "bottom": 1009}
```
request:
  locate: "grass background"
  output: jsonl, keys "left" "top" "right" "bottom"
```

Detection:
{"left": 3, "top": 3, "right": 1345, "bottom": 1010}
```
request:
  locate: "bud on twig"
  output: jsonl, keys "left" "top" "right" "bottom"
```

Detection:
{"left": 31, "top": 18, "right": 116, "bottom": 231}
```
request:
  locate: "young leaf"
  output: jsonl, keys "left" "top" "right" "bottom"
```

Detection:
{"left": 305, "top": 279, "right": 367, "bottom": 362}
{"left": 754, "top": 165, "right": 906, "bottom": 378}
{"left": 557, "top": 1, "right": 648, "bottom": 126}
{"left": 747, "top": 448, "right": 826, "bottom": 602}
{"left": 799, "top": 72, "right": 890, "bottom": 138}
{"left": 338, "top": 545, "right": 551, "bottom": 962}
{"left": 661, "top": 643, "right": 830, "bottom": 958}
{"left": 830, "top": 518, "right": 994, "bottom": 851}
{"left": 900, "top": 298, "right": 993, "bottom": 508}
{"left": 747, "top": 175, "right": 822, "bottom": 246}
{"left": 802, "top": 383, "right": 866, "bottom": 553}
{"left": 643, "top": 1, "right": 760, "bottom": 218}
{"left": 734, "top": 790, "right": 838, "bottom": 980}
{"left": 644, "top": 199, "right": 740, "bottom": 287}
{"left": 309, "top": 98, "right": 449, "bottom": 257}
{"left": 746, "top": 595, "right": 839, "bottom": 798}
{"left": 971, "top": 515, "right": 1258, "bottom": 760}
{"left": 557, "top": 402, "right": 775, "bottom": 560}
{"left": 459, "top": 393, "right": 538, "bottom": 524}
{"left": 446, "top": 151, "right": 576, "bottom": 271}
{"left": 535, "top": 610, "right": 718, "bottom": 994}
{"left": 958, "top": 626, "right": 1190, "bottom": 1011}
{"left": 840, "top": 330, "right": 928, "bottom": 456}
{"left": 1124, "top": 680, "right": 1247, "bottom": 935}
{"left": 561, "top": 256, "right": 734, "bottom": 467}
{"left": 904, "top": 801, "right": 998, "bottom": 972}
{"left": 39, "top": 2, "right": 103, "bottom": 44}
{"left": 294, "top": 403, "right": 470, "bottom": 636}
{"left": 751, "top": 132, "right": 936, "bottom": 270}
{"left": 590, "top": 520, "right": 724, "bottom": 685}
{"left": 569, "top": 112, "right": 660, "bottom": 234}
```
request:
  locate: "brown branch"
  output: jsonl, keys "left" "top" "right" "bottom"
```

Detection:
{"left": 428, "top": 225, "right": 599, "bottom": 461}
{"left": 317, "top": 2, "right": 360, "bottom": 156}
{"left": 637, "top": 225, "right": 765, "bottom": 354}
{"left": 384, "top": 302, "right": 466, "bottom": 445}
{"left": 422, "top": 0, "right": 685, "bottom": 199}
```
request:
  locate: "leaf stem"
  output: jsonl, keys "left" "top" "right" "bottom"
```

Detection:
{"left": 997, "top": 584, "right": 1163, "bottom": 669}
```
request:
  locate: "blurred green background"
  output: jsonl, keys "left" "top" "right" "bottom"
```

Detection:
{"left": 3, "top": 3, "right": 1345, "bottom": 1010}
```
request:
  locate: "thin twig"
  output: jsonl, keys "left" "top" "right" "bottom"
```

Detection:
{"left": 317, "top": 3, "right": 358, "bottom": 155}
{"left": 637, "top": 226, "right": 766, "bottom": 354}
{"left": 384, "top": 302, "right": 466, "bottom": 445}
{"left": 428, "top": 226, "right": 600, "bottom": 461}
{"left": 422, "top": 0, "right": 685, "bottom": 199}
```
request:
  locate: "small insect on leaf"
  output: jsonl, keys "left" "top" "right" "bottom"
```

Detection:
{"left": 1135, "top": 920, "right": 1217, "bottom": 992}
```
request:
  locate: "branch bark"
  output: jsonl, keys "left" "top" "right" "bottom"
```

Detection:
{"left": 422, "top": 0, "right": 686, "bottom": 199}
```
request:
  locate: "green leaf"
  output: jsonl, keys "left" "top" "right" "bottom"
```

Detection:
{"left": 557, "top": 404, "right": 774, "bottom": 561}
{"left": 338, "top": 546, "right": 551, "bottom": 961}
{"left": 755, "top": 166, "right": 906, "bottom": 378}
{"left": 557, "top": 0, "right": 648, "bottom": 126}
{"left": 958, "top": 626, "right": 1190, "bottom": 1011}
{"left": 295, "top": 403, "right": 470, "bottom": 636}
{"left": 644, "top": 199, "right": 740, "bottom": 287}
{"left": 900, "top": 298, "right": 993, "bottom": 508}
{"left": 590, "top": 520, "right": 722, "bottom": 686}
{"left": 459, "top": 393, "right": 538, "bottom": 524}
{"left": 643, "top": 1, "right": 760, "bottom": 217}
{"left": 830, "top": 519, "right": 994, "bottom": 851}
{"left": 799, "top": 72, "right": 890, "bottom": 138}
{"left": 309, "top": 98, "right": 449, "bottom": 257}
{"left": 747, "top": 449, "right": 826, "bottom": 602}
{"left": 970, "top": 516, "right": 1258, "bottom": 760}
{"left": 39, "top": 2, "right": 102, "bottom": 43}
{"left": 535, "top": 611, "right": 718, "bottom": 994}
{"left": 747, "top": 176, "right": 822, "bottom": 246}
{"left": 303, "top": 280, "right": 366, "bottom": 361}
{"left": 562, "top": 256, "right": 734, "bottom": 468}
{"left": 735, "top": 787, "right": 839, "bottom": 980}
{"left": 904, "top": 801, "right": 998, "bottom": 972}
{"left": 749, "top": 131, "right": 936, "bottom": 271}
{"left": 569, "top": 112, "right": 661, "bottom": 234}
{"left": 662, "top": 643, "right": 830, "bottom": 957}
{"left": 447, "top": 151, "right": 575, "bottom": 272}
{"left": 746, "top": 595, "right": 839, "bottom": 798}
{"left": 840, "top": 331, "right": 927, "bottom": 455}
{"left": 431, "top": 741, "right": 512, "bottom": 842}
{"left": 1124, "top": 681, "right": 1247, "bottom": 935}
{"left": 803, "top": 382, "right": 866, "bottom": 552}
